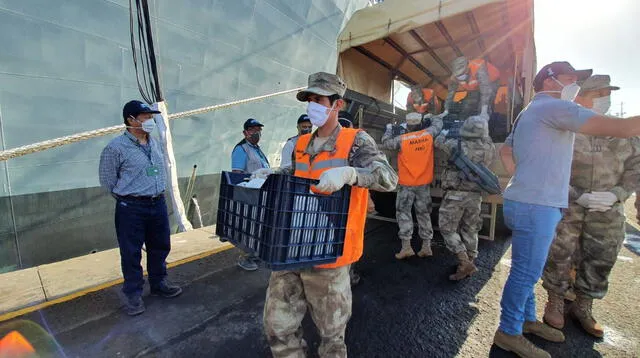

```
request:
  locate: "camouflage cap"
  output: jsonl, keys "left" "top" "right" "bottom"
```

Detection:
{"left": 296, "top": 72, "right": 347, "bottom": 102}
{"left": 578, "top": 74, "right": 620, "bottom": 93}
{"left": 452, "top": 57, "right": 469, "bottom": 77}
{"left": 460, "top": 115, "right": 488, "bottom": 138}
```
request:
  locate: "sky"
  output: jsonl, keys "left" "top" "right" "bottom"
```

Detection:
{"left": 534, "top": 0, "right": 638, "bottom": 116}
{"left": 393, "top": 0, "right": 639, "bottom": 116}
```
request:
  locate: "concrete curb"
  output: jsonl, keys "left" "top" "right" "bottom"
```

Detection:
{"left": 0, "top": 226, "right": 232, "bottom": 322}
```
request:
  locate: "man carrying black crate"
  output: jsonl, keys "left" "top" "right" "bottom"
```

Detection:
{"left": 253, "top": 72, "right": 398, "bottom": 358}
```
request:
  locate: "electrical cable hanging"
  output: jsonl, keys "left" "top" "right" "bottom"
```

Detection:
{"left": 129, "top": 0, "right": 163, "bottom": 104}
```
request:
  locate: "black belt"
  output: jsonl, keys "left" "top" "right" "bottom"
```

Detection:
{"left": 115, "top": 193, "right": 165, "bottom": 202}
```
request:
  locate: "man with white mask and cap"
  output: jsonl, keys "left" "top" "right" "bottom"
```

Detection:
{"left": 255, "top": 72, "right": 397, "bottom": 358}
{"left": 541, "top": 75, "right": 640, "bottom": 338}
{"left": 496, "top": 62, "right": 640, "bottom": 358}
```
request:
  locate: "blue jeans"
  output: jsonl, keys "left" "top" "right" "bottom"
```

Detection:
{"left": 499, "top": 199, "right": 562, "bottom": 335}
{"left": 115, "top": 196, "right": 171, "bottom": 297}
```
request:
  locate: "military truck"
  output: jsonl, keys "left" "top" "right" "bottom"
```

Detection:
{"left": 336, "top": 0, "right": 536, "bottom": 240}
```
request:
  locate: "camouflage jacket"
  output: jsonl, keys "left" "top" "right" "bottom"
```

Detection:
{"left": 444, "top": 63, "right": 493, "bottom": 112}
{"left": 379, "top": 116, "right": 443, "bottom": 152}
{"left": 277, "top": 125, "right": 398, "bottom": 192}
{"left": 434, "top": 131, "right": 495, "bottom": 192}
{"left": 568, "top": 134, "right": 640, "bottom": 202}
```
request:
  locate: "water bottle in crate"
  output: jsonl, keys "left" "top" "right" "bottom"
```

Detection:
{"left": 215, "top": 172, "right": 351, "bottom": 270}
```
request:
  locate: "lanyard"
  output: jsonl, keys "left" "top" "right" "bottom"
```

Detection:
{"left": 125, "top": 134, "right": 153, "bottom": 164}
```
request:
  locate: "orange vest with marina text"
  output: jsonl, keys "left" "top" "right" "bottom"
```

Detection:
{"left": 398, "top": 129, "right": 434, "bottom": 186}
{"left": 294, "top": 128, "right": 369, "bottom": 269}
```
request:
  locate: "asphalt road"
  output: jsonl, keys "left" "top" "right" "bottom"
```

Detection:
{"left": 3, "top": 220, "right": 638, "bottom": 357}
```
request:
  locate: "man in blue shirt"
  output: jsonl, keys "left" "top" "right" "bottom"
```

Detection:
{"left": 232, "top": 118, "right": 270, "bottom": 173}
{"left": 495, "top": 62, "right": 640, "bottom": 358}
{"left": 231, "top": 118, "right": 270, "bottom": 271}
{"left": 99, "top": 100, "right": 182, "bottom": 316}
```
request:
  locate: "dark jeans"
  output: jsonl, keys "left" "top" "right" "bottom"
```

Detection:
{"left": 115, "top": 196, "right": 171, "bottom": 297}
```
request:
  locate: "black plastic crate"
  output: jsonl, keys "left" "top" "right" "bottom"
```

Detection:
{"left": 215, "top": 172, "right": 350, "bottom": 270}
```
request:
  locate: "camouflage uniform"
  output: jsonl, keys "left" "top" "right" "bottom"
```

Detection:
{"left": 444, "top": 60, "right": 495, "bottom": 117}
{"left": 267, "top": 124, "right": 397, "bottom": 358}
{"left": 543, "top": 134, "right": 640, "bottom": 299}
{"left": 434, "top": 117, "right": 495, "bottom": 259}
{"left": 380, "top": 117, "right": 443, "bottom": 244}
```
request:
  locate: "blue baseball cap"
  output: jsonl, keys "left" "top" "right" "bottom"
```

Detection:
{"left": 244, "top": 118, "right": 264, "bottom": 130}
{"left": 297, "top": 114, "right": 310, "bottom": 124}
{"left": 122, "top": 100, "right": 161, "bottom": 119}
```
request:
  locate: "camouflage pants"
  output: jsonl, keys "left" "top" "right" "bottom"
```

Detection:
{"left": 438, "top": 190, "right": 483, "bottom": 257}
{"left": 395, "top": 185, "right": 433, "bottom": 242}
{"left": 542, "top": 201, "right": 626, "bottom": 299}
{"left": 263, "top": 265, "right": 352, "bottom": 358}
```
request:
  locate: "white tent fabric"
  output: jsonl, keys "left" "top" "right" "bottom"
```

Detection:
{"left": 338, "top": 0, "right": 503, "bottom": 53}
{"left": 336, "top": 0, "right": 536, "bottom": 104}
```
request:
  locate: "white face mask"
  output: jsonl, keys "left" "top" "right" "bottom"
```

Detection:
{"left": 552, "top": 78, "right": 581, "bottom": 101}
{"left": 456, "top": 74, "right": 468, "bottom": 82}
{"left": 306, "top": 101, "right": 335, "bottom": 128}
{"left": 591, "top": 96, "right": 611, "bottom": 115}
{"left": 140, "top": 119, "right": 156, "bottom": 133}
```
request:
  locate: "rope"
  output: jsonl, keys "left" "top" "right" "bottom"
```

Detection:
{"left": 0, "top": 86, "right": 305, "bottom": 162}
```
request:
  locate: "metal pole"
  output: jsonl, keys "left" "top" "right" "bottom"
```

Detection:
{"left": 0, "top": 104, "right": 22, "bottom": 269}
{"left": 509, "top": 54, "right": 519, "bottom": 130}
{"left": 184, "top": 164, "right": 198, "bottom": 221}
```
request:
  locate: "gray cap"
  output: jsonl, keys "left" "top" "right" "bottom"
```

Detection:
{"left": 452, "top": 57, "right": 469, "bottom": 77}
{"left": 460, "top": 115, "right": 488, "bottom": 138}
{"left": 296, "top": 72, "right": 347, "bottom": 102}
{"left": 579, "top": 74, "right": 620, "bottom": 93}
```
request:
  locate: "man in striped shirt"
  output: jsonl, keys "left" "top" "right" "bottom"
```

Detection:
{"left": 99, "top": 100, "right": 182, "bottom": 316}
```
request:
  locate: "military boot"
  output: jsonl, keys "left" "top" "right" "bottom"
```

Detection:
{"left": 417, "top": 240, "right": 433, "bottom": 257}
{"left": 543, "top": 291, "right": 565, "bottom": 329}
{"left": 449, "top": 252, "right": 478, "bottom": 281}
{"left": 564, "top": 287, "right": 577, "bottom": 302}
{"left": 493, "top": 330, "right": 551, "bottom": 358}
{"left": 570, "top": 294, "right": 604, "bottom": 338}
{"left": 523, "top": 320, "right": 565, "bottom": 342}
{"left": 395, "top": 239, "right": 415, "bottom": 260}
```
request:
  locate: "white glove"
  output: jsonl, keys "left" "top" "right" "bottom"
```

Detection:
{"left": 400, "top": 122, "right": 408, "bottom": 130}
{"left": 575, "top": 191, "right": 617, "bottom": 210}
{"left": 250, "top": 168, "right": 273, "bottom": 179}
{"left": 316, "top": 167, "right": 357, "bottom": 193}
{"left": 480, "top": 105, "right": 489, "bottom": 121}
{"left": 385, "top": 123, "right": 393, "bottom": 136}
{"left": 575, "top": 193, "right": 594, "bottom": 208}
{"left": 437, "top": 110, "right": 449, "bottom": 119}
{"left": 590, "top": 191, "right": 618, "bottom": 208}
{"left": 588, "top": 205, "right": 611, "bottom": 212}
{"left": 440, "top": 129, "right": 449, "bottom": 137}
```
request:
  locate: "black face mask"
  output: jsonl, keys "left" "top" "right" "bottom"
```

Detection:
{"left": 300, "top": 128, "right": 312, "bottom": 135}
{"left": 248, "top": 132, "right": 261, "bottom": 143}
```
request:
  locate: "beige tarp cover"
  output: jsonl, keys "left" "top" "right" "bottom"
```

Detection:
{"left": 337, "top": 0, "right": 536, "bottom": 104}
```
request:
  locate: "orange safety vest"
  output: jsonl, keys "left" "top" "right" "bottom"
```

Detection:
{"left": 458, "top": 59, "right": 500, "bottom": 91}
{"left": 407, "top": 88, "right": 440, "bottom": 114}
{"left": 397, "top": 129, "right": 434, "bottom": 186}
{"left": 294, "top": 128, "right": 369, "bottom": 269}
{"left": 493, "top": 85, "right": 509, "bottom": 114}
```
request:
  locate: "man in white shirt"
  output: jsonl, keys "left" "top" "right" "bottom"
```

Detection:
{"left": 280, "top": 114, "right": 312, "bottom": 168}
